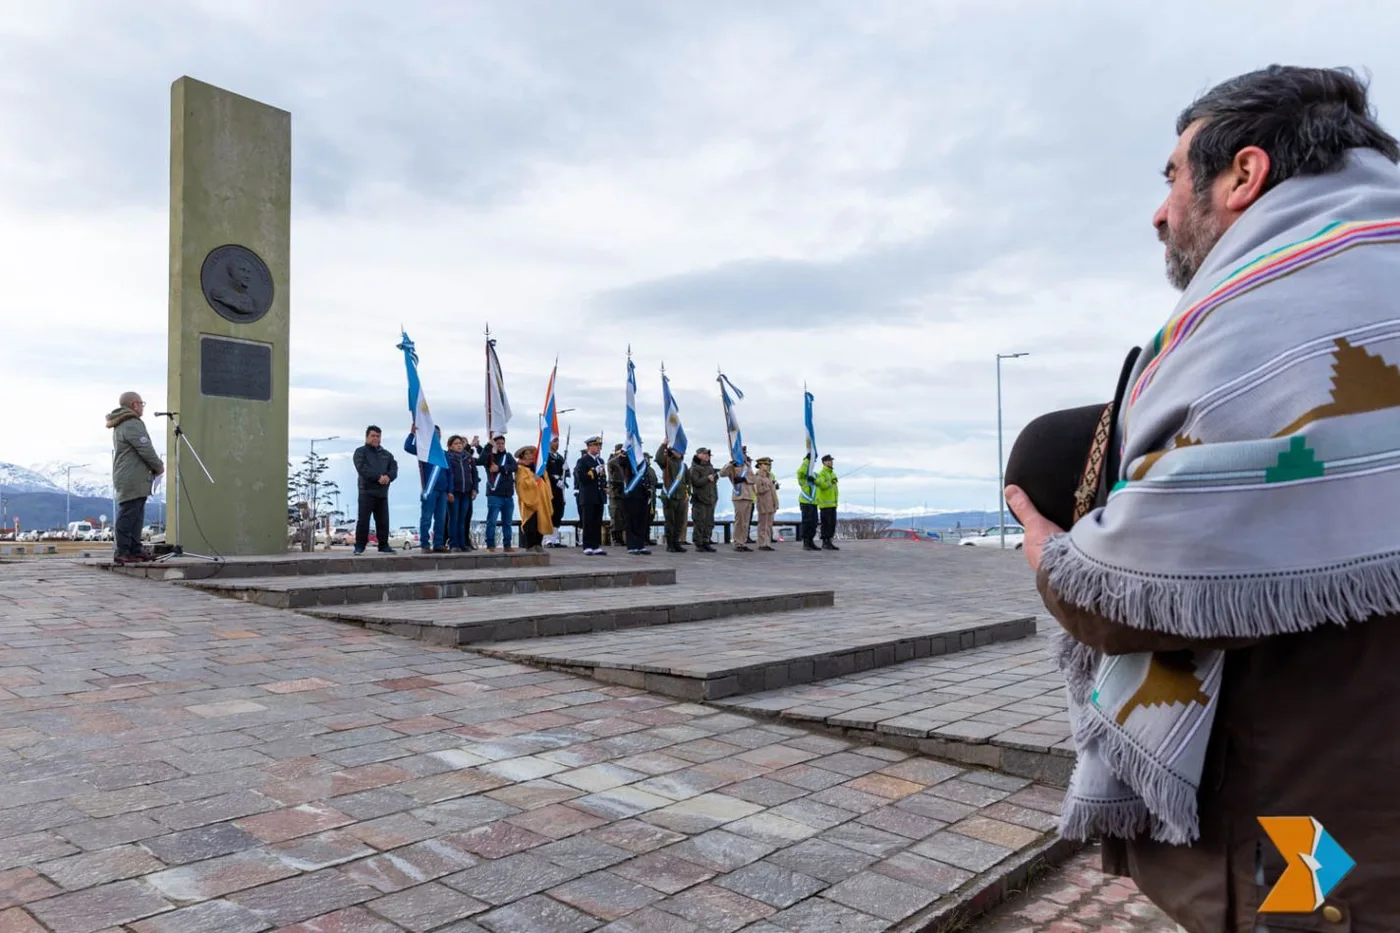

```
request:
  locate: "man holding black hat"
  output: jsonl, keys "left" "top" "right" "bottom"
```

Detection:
{"left": 688, "top": 448, "right": 718, "bottom": 552}
{"left": 814, "top": 453, "right": 838, "bottom": 550}
{"left": 1004, "top": 67, "right": 1400, "bottom": 930}
{"left": 573, "top": 436, "right": 609, "bottom": 556}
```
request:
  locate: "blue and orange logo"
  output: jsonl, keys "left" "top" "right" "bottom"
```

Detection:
{"left": 1258, "top": 817, "right": 1355, "bottom": 913}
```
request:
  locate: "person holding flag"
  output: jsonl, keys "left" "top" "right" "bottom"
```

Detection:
{"left": 717, "top": 372, "right": 755, "bottom": 552}
{"left": 798, "top": 389, "right": 821, "bottom": 552}
{"left": 622, "top": 351, "right": 653, "bottom": 555}
{"left": 514, "top": 445, "right": 554, "bottom": 553}
{"left": 532, "top": 360, "right": 567, "bottom": 547}
{"left": 482, "top": 433, "right": 517, "bottom": 552}
{"left": 655, "top": 364, "right": 690, "bottom": 553}
{"left": 397, "top": 332, "right": 451, "bottom": 553}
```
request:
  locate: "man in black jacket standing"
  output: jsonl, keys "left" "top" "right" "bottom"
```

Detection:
{"left": 573, "top": 436, "right": 608, "bottom": 556}
{"left": 353, "top": 425, "right": 398, "bottom": 554}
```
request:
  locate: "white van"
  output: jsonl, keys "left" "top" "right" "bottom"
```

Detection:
{"left": 67, "top": 521, "right": 94, "bottom": 540}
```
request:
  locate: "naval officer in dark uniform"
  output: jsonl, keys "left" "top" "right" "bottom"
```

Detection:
{"left": 574, "top": 436, "right": 609, "bottom": 556}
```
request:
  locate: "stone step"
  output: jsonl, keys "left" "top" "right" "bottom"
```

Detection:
{"left": 711, "top": 630, "right": 1074, "bottom": 787}
{"left": 476, "top": 607, "right": 1037, "bottom": 703}
{"left": 304, "top": 583, "right": 834, "bottom": 647}
{"left": 183, "top": 566, "right": 677, "bottom": 609}
{"left": 97, "top": 549, "right": 549, "bottom": 581}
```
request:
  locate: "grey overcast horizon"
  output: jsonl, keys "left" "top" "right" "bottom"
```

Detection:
{"left": 3, "top": 1, "right": 1397, "bottom": 518}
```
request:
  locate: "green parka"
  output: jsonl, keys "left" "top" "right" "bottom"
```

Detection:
{"left": 814, "top": 465, "right": 839, "bottom": 508}
{"left": 107, "top": 407, "right": 164, "bottom": 504}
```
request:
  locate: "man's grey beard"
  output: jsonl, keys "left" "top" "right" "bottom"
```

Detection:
{"left": 1160, "top": 199, "right": 1228, "bottom": 291}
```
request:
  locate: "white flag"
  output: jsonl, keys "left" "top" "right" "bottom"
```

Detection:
{"left": 485, "top": 336, "right": 512, "bottom": 438}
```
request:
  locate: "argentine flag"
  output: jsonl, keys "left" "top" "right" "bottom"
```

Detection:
{"left": 398, "top": 331, "right": 449, "bottom": 498}
{"left": 624, "top": 355, "right": 646, "bottom": 494}
{"left": 718, "top": 372, "right": 746, "bottom": 479}
{"left": 804, "top": 389, "right": 819, "bottom": 483}
{"left": 661, "top": 370, "right": 687, "bottom": 496}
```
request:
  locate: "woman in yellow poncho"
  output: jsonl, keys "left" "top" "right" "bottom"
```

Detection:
{"left": 515, "top": 446, "right": 555, "bottom": 553}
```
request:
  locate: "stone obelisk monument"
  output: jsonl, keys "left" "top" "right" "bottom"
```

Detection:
{"left": 167, "top": 77, "right": 290, "bottom": 556}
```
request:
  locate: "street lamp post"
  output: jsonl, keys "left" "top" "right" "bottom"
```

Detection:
{"left": 65, "top": 463, "right": 90, "bottom": 530}
{"left": 996, "top": 353, "right": 1028, "bottom": 549}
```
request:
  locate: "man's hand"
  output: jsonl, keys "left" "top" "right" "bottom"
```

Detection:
{"left": 471, "top": 435, "right": 480, "bottom": 446}
{"left": 410, "top": 422, "right": 417, "bottom": 433}
{"left": 489, "top": 463, "right": 499, "bottom": 474}
{"left": 378, "top": 475, "right": 390, "bottom": 486}
{"left": 447, "top": 493, "right": 455, "bottom": 503}
{"left": 1004, "top": 485, "right": 1063, "bottom": 572}
{"left": 472, "top": 491, "right": 478, "bottom": 500}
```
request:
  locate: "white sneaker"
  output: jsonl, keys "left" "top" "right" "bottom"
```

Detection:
{"left": 583, "top": 548, "right": 597, "bottom": 555}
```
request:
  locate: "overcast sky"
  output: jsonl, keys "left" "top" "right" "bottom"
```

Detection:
{"left": 2, "top": 0, "right": 1398, "bottom": 518}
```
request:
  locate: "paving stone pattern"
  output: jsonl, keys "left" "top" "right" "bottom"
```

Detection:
{"left": 1, "top": 550, "right": 1074, "bottom": 932}
{"left": 480, "top": 611, "right": 1035, "bottom": 701}
{"left": 102, "top": 550, "right": 550, "bottom": 582}
{"left": 716, "top": 633, "right": 1074, "bottom": 784}
{"left": 190, "top": 567, "right": 678, "bottom": 609}
{"left": 306, "top": 585, "right": 836, "bottom": 647}
{"left": 970, "top": 844, "right": 1176, "bottom": 932}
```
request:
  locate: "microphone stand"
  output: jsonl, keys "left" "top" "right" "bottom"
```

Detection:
{"left": 152, "top": 412, "right": 219, "bottom": 562}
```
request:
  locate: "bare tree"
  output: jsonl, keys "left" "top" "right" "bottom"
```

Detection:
{"left": 836, "top": 517, "right": 891, "bottom": 540}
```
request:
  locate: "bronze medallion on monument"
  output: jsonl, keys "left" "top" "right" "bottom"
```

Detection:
{"left": 200, "top": 244, "right": 274, "bottom": 324}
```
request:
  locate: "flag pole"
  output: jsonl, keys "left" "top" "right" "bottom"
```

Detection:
{"left": 484, "top": 323, "right": 492, "bottom": 442}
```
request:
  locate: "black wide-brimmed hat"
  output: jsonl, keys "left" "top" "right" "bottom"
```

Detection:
{"left": 1004, "top": 348, "right": 1141, "bottom": 531}
{"left": 1004, "top": 403, "right": 1111, "bottom": 532}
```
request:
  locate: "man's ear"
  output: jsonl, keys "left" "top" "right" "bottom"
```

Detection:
{"left": 1222, "top": 145, "right": 1271, "bottom": 213}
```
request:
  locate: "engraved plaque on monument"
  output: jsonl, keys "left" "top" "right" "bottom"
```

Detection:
{"left": 199, "top": 335, "right": 273, "bottom": 401}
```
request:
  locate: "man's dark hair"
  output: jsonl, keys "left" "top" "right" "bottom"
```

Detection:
{"left": 366, "top": 425, "right": 381, "bottom": 436}
{"left": 1178, "top": 65, "right": 1399, "bottom": 197}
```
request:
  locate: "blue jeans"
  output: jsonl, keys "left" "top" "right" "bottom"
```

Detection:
{"left": 447, "top": 494, "right": 470, "bottom": 549}
{"left": 419, "top": 487, "right": 448, "bottom": 550}
{"left": 485, "top": 495, "right": 514, "bottom": 548}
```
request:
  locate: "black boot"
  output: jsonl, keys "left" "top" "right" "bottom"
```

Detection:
{"left": 822, "top": 541, "right": 837, "bottom": 551}
{"left": 803, "top": 542, "right": 820, "bottom": 552}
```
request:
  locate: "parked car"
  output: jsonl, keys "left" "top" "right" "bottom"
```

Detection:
{"left": 875, "top": 528, "right": 941, "bottom": 542}
{"left": 959, "top": 526, "right": 1026, "bottom": 549}
{"left": 365, "top": 527, "right": 419, "bottom": 550}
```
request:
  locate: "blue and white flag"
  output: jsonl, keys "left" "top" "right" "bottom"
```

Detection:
{"left": 661, "top": 369, "right": 687, "bottom": 497}
{"left": 624, "top": 355, "right": 646, "bottom": 494}
{"left": 804, "top": 388, "right": 819, "bottom": 483}
{"left": 398, "top": 331, "right": 449, "bottom": 498}
{"left": 718, "top": 372, "right": 746, "bottom": 480}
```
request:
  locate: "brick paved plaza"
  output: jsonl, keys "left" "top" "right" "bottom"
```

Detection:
{"left": 0, "top": 542, "right": 1176, "bottom": 932}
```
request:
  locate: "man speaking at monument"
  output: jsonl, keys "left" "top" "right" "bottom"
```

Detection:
{"left": 107, "top": 391, "right": 164, "bottom": 563}
{"left": 1007, "top": 66, "right": 1400, "bottom": 931}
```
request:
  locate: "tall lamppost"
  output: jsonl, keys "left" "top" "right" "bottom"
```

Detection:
{"left": 308, "top": 436, "right": 338, "bottom": 522}
{"left": 65, "top": 463, "right": 90, "bottom": 529}
{"left": 996, "top": 353, "right": 1028, "bottom": 549}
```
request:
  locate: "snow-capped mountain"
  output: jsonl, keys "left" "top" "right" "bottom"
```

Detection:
{"left": 0, "top": 462, "right": 62, "bottom": 493}
{"left": 27, "top": 461, "right": 115, "bottom": 500}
